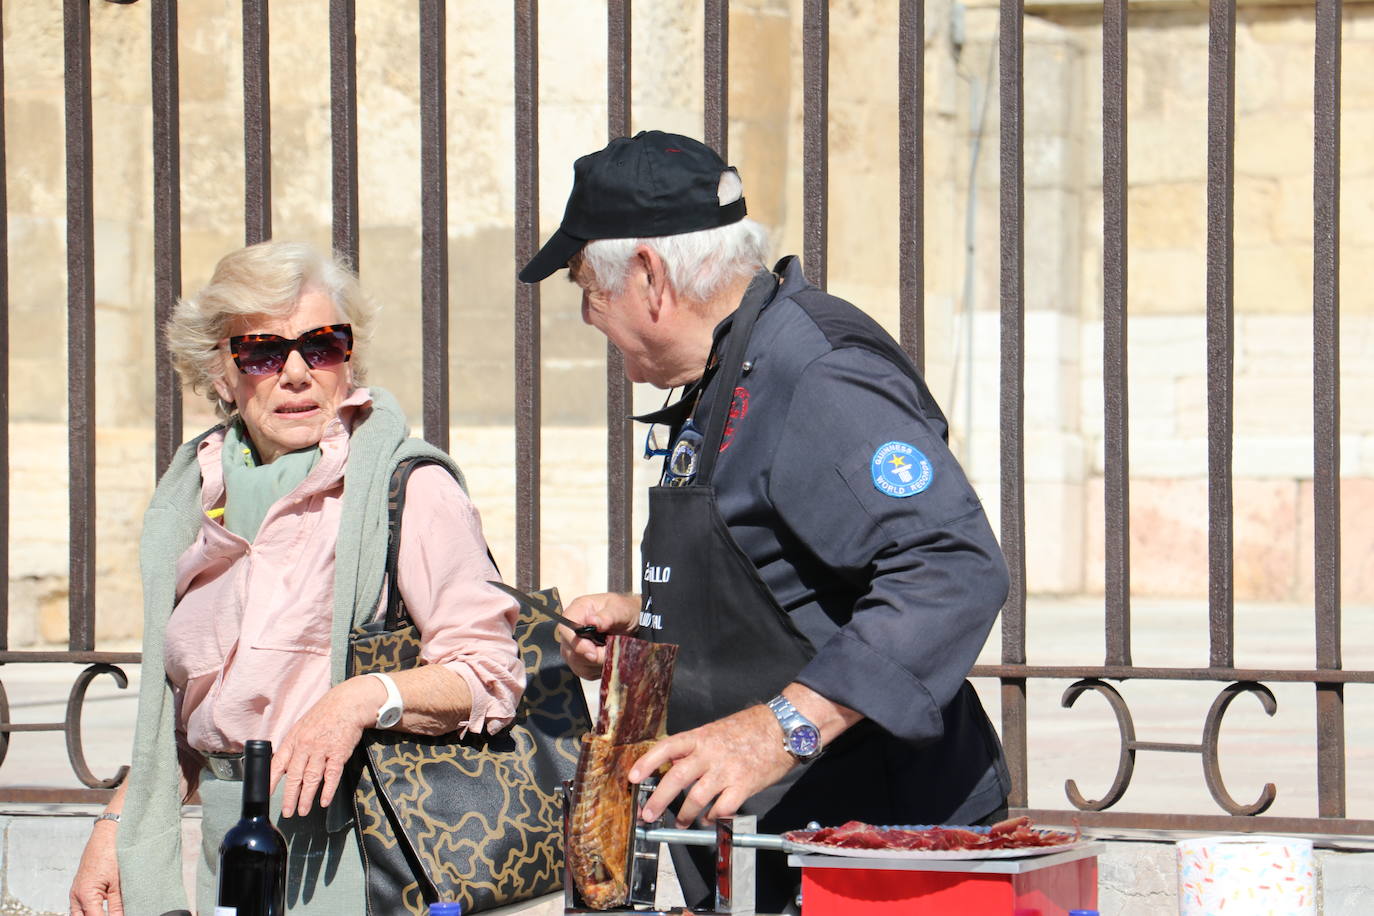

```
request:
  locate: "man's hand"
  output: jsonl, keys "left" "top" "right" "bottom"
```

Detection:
{"left": 626, "top": 704, "right": 796, "bottom": 827}
{"left": 69, "top": 818, "right": 123, "bottom": 915}
{"left": 558, "top": 592, "right": 641, "bottom": 680}
{"left": 271, "top": 677, "right": 378, "bottom": 818}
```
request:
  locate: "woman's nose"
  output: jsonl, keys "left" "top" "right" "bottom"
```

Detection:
{"left": 279, "top": 349, "right": 311, "bottom": 384}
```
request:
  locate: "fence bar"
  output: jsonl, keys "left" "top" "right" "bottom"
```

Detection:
{"left": 1102, "top": 0, "right": 1131, "bottom": 667}
{"left": 242, "top": 0, "right": 271, "bottom": 244}
{"left": 1313, "top": 0, "right": 1344, "bottom": 820}
{"left": 704, "top": 0, "right": 728, "bottom": 157}
{"left": 419, "top": 0, "right": 449, "bottom": 451}
{"left": 514, "top": 0, "right": 541, "bottom": 589}
{"left": 1205, "top": 0, "right": 1236, "bottom": 668}
{"left": 64, "top": 0, "right": 96, "bottom": 653}
{"left": 606, "top": 0, "right": 633, "bottom": 594}
{"left": 971, "top": 663, "right": 1374, "bottom": 684}
{"left": 801, "top": 0, "right": 828, "bottom": 288}
{"left": 998, "top": 0, "right": 1028, "bottom": 806}
{"left": 329, "top": 0, "right": 360, "bottom": 268}
{"left": 1017, "top": 808, "right": 1374, "bottom": 837}
{"left": 152, "top": 0, "right": 183, "bottom": 479}
{"left": 897, "top": 0, "right": 924, "bottom": 371}
{"left": 0, "top": 16, "right": 7, "bottom": 650}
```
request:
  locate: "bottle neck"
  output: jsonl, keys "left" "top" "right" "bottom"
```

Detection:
{"left": 241, "top": 740, "right": 272, "bottom": 819}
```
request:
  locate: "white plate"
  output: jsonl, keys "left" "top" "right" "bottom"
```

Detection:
{"left": 784, "top": 825, "right": 1087, "bottom": 860}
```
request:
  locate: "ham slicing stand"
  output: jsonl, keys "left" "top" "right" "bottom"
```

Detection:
{"left": 561, "top": 777, "right": 798, "bottom": 916}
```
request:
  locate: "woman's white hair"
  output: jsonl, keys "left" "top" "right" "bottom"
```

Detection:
{"left": 580, "top": 170, "right": 772, "bottom": 304}
{"left": 164, "top": 240, "right": 377, "bottom": 418}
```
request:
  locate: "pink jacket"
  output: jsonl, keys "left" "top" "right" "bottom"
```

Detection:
{"left": 163, "top": 388, "right": 524, "bottom": 753}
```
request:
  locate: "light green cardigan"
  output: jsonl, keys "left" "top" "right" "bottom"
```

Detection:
{"left": 116, "top": 387, "right": 466, "bottom": 913}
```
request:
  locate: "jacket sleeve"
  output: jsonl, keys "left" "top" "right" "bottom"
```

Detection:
{"left": 767, "top": 347, "right": 1009, "bottom": 745}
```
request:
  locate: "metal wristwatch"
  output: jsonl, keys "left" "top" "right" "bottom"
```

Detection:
{"left": 367, "top": 671, "right": 404, "bottom": 729}
{"left": 767, "top": 694, "right": 822, "bottom": 761}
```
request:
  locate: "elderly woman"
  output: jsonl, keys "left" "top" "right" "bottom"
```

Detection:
{"left": 69, "top": 241, "right": 523, "bottom": 915}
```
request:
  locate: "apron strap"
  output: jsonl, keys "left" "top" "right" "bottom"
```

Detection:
{"left": 695, "top": 269, "right": 778, "bottom": 482}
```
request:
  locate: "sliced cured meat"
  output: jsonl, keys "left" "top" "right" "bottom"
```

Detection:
{"left": 569, "top": 635, "right": 678, "bottom": 909}
{"left": 784, "top": 817, "right": 1079, "bottom": 852}
{"left": 596, "top": 636, "right": 678, "bottom": 742}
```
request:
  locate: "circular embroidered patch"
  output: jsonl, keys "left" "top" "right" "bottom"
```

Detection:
{"left": 871, "top": 441, "right": 934, "bottom": 498}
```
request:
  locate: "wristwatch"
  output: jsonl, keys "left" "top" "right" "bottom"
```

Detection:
{"left": 367, "top": 671, "right": 404, "bottom": 729}
{"left": 766, "top": 694, "right": 823, "bottom": 761}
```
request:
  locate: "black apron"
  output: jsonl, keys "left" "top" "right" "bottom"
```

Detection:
{"left": 636, "top": 275, "right": 999, "bottom": 912}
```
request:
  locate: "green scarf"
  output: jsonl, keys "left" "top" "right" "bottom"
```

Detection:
{"left": 221, "top": 420, "right": 321, "bottom": 541}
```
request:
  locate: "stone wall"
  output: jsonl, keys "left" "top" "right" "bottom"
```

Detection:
{"left": 3, "top": 0, "right": 1371, "bottom": 646}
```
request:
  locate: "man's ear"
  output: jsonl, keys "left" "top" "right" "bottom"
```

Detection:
{"left": 636, "top": 245, "right": 671, "bottom": 319}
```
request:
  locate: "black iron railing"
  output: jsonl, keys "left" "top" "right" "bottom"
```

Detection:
{"left": 0, "top": 0, "right": 1363, "bottom": 841}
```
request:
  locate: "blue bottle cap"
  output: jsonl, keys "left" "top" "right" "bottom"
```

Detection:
{"left": 427, "top": 903, "right": 463, "bottom": 916}
{"left": 1068, "top": 911, "right": 1100, "bottom": 916}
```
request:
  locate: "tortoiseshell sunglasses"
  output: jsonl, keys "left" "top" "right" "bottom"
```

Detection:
{"left": 226, "top": 324, "right": 353, "bottom": 376}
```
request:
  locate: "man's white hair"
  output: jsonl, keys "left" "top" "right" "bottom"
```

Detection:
{"left": 581, "top": 169, "right": 771, "bottom": 304}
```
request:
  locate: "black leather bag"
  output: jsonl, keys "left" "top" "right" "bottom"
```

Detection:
{"left": 347, "top": 458, "right": 590, "bottom": 914}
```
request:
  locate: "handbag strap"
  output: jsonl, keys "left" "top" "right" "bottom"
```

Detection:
{"left": 381, "top": 457, "right": 430, "bottom": 631}
{"left": 380, "top": 456, "right": 501, "bottom": 633}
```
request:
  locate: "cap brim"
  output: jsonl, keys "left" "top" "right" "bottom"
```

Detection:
{"left": 518, "top": 227, "right": 586, "bottom": 283}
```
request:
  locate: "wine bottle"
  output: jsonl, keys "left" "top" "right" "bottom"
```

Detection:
{"left": 216, "top": 739, "right": 287, "bottom": 916}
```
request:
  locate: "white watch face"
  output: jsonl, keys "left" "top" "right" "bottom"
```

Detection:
{"left": 377, "top": 705, "right": 402, "bottom": 729}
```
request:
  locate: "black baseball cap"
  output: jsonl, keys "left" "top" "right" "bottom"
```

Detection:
{"left": 518, "top": 130, "right": 747, "bottom": 283}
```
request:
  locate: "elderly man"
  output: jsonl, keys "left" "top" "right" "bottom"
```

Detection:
{"left": 520, "top": 131, "right": 1011, "bottom": 913}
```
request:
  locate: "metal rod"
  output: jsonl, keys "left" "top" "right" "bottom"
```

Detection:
{"left": 606, "top": 0, "right": 633, "bottom": 594}
{"left": 802, "top": 0, "right": 828, "bottom": 288}
{"left": 704, "top": 0, "right": 728, "bottom": 157}
{"left": 419, "top": 0, "right": 449, "bottom": 451}
{"left": 152, "top": 0, "right": 183, "bottom": 479}
{"left": 514, "top": 0, "right": 541, "bottom": 589}
{"left": 64, "top": 0, "right": 96, "bottom": 653}
{"left": 1313, "top": 0, "right": 1344, "bottom": 820}
{"left": 898, "top": 0, "right": 924, "bottom": 371}
{"left": 329, "top": 0, "right": 360, "bottom": 268}
{"left": 1205, "top": 0, "right": 1236, "bottom": 669}
{"left": 1102, "top": 0, "right": 1131, "bottom": 667}
{"left": 999, "top": 0, "right": 1028, "bottom": 804}
{"left": 243, "top": 0, "right": 271, "bottom": 244}
{"left": 641, "top": 827, "right": 792, "bottom": 853}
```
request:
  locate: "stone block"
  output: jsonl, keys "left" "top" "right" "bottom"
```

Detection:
{"left": 1234, "top": 372, "right": 1313, "bottom": 437}
{"left": 1025, "top": 479, "right": 1086, "bottom": 593}
{"left": 1096, "top": 841, "right": 1177, "bottom": 916}
{"left": 1297, "top": 477, "right": 1374, "bottom": 603}
{"left": 1128, "top": 115, "right": 1207, "bottom": 186}
{"left": 1087, "top": 476, "right": 1210, "bottom": 597}
{"left": 1127, "top": 247, "right": 1205, "bottom": 316}
{"left": 1319, "top": 850, "right": 1374, "bottom": 914}
{"left": 4, "top": 813, "right": 94, "bottom": 912}
{"left": 1237, "top": 111, "right": 1316, "bottom": 179}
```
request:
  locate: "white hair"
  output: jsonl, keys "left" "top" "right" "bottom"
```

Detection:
{"left": 581, "top": 169, "right": 772, "bottom": 304}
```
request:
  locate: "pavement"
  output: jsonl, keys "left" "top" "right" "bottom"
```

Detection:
{"left": 2, "top": 598, "right": 1371, "bottom": 913}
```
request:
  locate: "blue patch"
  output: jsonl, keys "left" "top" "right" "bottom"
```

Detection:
{"left": 871, "top": 441, "right": 933, "bottom": 498}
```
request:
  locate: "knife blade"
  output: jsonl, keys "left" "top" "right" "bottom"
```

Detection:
{"left": 487, "top": 580, "right": 608, "bottom": 645}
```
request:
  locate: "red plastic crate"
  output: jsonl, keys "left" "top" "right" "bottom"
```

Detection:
{"left": 794, "top": 844, "right": 1100, "bottom": 915}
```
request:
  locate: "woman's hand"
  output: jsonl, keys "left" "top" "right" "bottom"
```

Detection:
{"left": 271, "top": 677, "right": 379, "bottom": 818}
{"left": 558, "top": 592, "right": 641, "bottom": 680}
{"left": 69, "top": 818, "right": 123, "bottom": 915}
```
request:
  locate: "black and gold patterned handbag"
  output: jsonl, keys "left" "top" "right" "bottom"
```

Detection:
{"left": 347, "top": 458, "right": 591, "bottom": 914}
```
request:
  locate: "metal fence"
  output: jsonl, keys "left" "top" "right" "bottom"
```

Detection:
{"left": 0, "top": 0, "right": 1367, "bottom": 838}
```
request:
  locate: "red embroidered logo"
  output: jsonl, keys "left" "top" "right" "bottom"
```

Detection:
{"left": 720, "top": 387, "right": 749, "bottom": 452}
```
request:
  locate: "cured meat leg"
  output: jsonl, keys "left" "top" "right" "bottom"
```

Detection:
{"left": 567, "top": 635, "right": 678, "bottom": 910}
